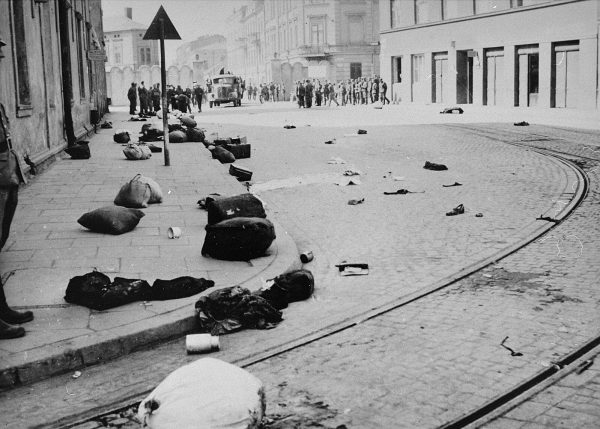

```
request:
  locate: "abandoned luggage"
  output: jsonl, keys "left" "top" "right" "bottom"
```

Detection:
{"left": 137, "top": 358, "right": 265, "bottom": 429}
{"left": 230, "top": 136, "right": 247, "bottom": 144}
{"left": 258, "top": 269, "right": 314, "bottom": 310}
{"left": 114, "top": 175, "right": 152, "bottom": 208}
{"left": 224, "top": 143, "right": 251, "bottom": 159}
{"left": 64, "top": 141, "right": 91, "bottom": 159}
{"left": 123, "top": 143, "right": 152, "bottom": 160}
{"left": 169, "top": 130, "right": 187, "bottom": 143}
{"left": 201, "top": 217, "right": 275, "bottom": 261}
{"left": 78, "top": 206, "right": 145, "bottom": 235}
{"left": 179, "top": 116, "right": 197, "bottom": 128}
{"left": 211, "top": 146, "right": 236, "bottom": 163}
{"left": 195, "top": 286, "right": 283, "bottom": 334}
{"left": 113, "top": 130, "right": 130, "bottom": 144}
{"left": 134, "top": 174, "right": 163, "bottom": 203}
{"left": 423, "top": 161, "right": 448, "bottom": 171}
{"left": 206, "top": 193, "right": 266, "bottom": 225}
{"left": 229, "top": 164, "right": 253, "bottom": 181}
{"left": 149, "top": 277, "right": 214, "bottom": 300}
{"left": 186, "top": 127, "right": 205, "bottom": 142}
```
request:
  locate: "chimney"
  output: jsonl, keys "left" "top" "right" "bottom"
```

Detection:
{"left": 125, "top": 7, "right": 132, "bottom": 19}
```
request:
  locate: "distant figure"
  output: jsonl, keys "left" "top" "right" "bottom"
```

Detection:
{"left": 151, "top": 84, "right": 161, "bottom": 112}
{"left": 127, "top": 82, "right": 137, "bottom": 114}
{"left": 194, "top": 84, "right": 204, "bottom": 113}
{"left": 138, "top": 81, "right": 148, "bottom": 115}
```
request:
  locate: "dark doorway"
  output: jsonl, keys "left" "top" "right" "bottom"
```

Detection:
{"left": 350, "top": 62, "right": 362, "bottom": 79}
{"left": 456, "top": 50, "right": 473, "bottom": 104}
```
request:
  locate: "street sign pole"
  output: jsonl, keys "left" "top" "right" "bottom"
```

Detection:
{"left": 160, "top": 19, "right": 170, "bottom": 166}
{"left": 143, "top": 5, "right": 181, "bottom": 166}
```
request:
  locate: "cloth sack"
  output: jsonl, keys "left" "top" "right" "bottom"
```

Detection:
{"left": 195, "top": 286, "right": 282, "bottom": 335}
{"left": 423, "top": 161, "right": 448, "bottom": 171}
{"left": 134, "top": 174, "right": 163, "bottom": 203}
{"left": 114, "top": 174, "right": 152, "bottom": 208}
{"left": 64, "top": 141, "right": 91, "bottom": 159}
{"left": 169, "top": 130, "right": 187, "bottom": 143}
{"left": 113, "top": 130, "right": 130, "bottom": 144}
{"left": 78, "top": 206, "right": 145, "bottom": 234}
{"left": 211, "top": 146, "right": 235, "bottom": 164}
{"left": 64, "top": 271, "right": 152, "bottom": 310}
{"left": 137, "top": 358, "right": 265, "bottom": 429}
{"left": 186, "top": 127, "right": 205, "bottom": 142}
{"left": 206, "top": 193, "right": 266, "bottom": 225}
{"left": 149, "top": 277, "right": 214, "bottom": 301}
{"left": 123, "top": 143, "right": 152, "bottom": 160}
{"left": 201, "top": 217, "right": 275, "bottom": 261}
{"left": 180, "top": 116, "right": 197, "bottom": 128}
{"left": 257, "top": 269, "right": 315, "bottom": 310}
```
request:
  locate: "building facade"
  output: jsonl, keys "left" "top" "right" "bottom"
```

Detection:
{"left": 0, "top": 0, "right": 107, "bottom": 173}
{"left": 379, "top": 0, "right": 600, "bottom": 110}
{"left": 174, "top": 34, "right": 228, "bottom": 83}
{"left": 103, "top": 8, "right": 160, "bottom": 105}
{"left": 227, "top": 0, "right": 380, "bottom": 98}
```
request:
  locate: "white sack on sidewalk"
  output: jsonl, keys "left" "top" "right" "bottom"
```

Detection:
{"left": 137, "top": 357, "right": 265, "bottom": 429}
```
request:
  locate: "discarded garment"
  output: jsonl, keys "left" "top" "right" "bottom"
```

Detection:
{"left": 283, "top": 125, "right": 296, "bottom": 129}
{"left": 446, "top": 204, "right": 465, "bottom": 216}
{"left": 335, "top": 263, "right": 369, "bottom": 276}
{"left": 383, "top": 189, "right": 424, "bottom": 195}
{"left": 65, "top": 271, "right": 214, "bottom": 310}
{"left": 440, "top": 107, "right": 463, "bottom": 114}
{"left": 195, "top": 286, "right": 283, "bottom": 335}
{"left": 514, "top": 121, "right": 529, "bottom": 126}
{"left": 348, "top": 198, "right": 365, "bottom": 205}
{"left": 442, "top": 182, "right": 462, "bottom": 187}
{"left": 343, "top": 169, "right": 363, "bottom": 176}
{"left": 424, "top": 161, "right": 448, "bottom": 171}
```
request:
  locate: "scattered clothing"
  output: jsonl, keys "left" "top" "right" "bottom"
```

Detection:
{"left": 446, "top": 204, "right": 465, "bottom": 216}
{"left": 424, "top": 161, "right": 448, "bottom": 171}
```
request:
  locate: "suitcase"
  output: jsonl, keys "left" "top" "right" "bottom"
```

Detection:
{"left": 206, "top": 193, "right": 266, "bottom": 225}
{"left": 202, "top": 217, "right": 276, "bottom": 261}
{"left": 230, "top": 136, "right": 247, "bottom": 144}
{"left": 224, "top": 143, "right": 251, "bottom": 159}
{"left": 229, "top": 164, "right": 253, "bottom": 181}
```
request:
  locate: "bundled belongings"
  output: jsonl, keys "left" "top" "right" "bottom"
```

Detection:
{"left": 64, "top": 141, "right": 91, "bottom": 159}
{"left": 100, "top": 121, "right": 113, "bottom": 129}
{"left": 446, "top": 203, "right": 465, "bottom": 216}
{"left": 202, "top": 217, "right": 275, "bottom": 261}
{"left": 257, "top": 269, "right": 314, "bottom": 310}
{"left": 231, "top": 136, "right": 247, "bottom": 144}
{"left": 140, "top": 124, "right": 163, "bottom": 142}
{"left": 78, "top": 206, "right": 145, "bottom": 235}
{"left": 168, "top": 130, "right": 187, "bottom": 143}
{"left": 357, "top": 129, "right": 367, "bottom": 134}
{"left": 229, "top": 164, "right": 253, "bottom": 181}
{"left": 206, "top": 193, "right": 266, "bottom": 225}
{"left": 186, "top": 127, "right": 205, "bottom": 142}
{"left": 123, "top": 143, "right": 152, "bottom": 160}
{"left": 195, "top": 286, "right": 282, "bottom": 334}
{"left": 423, "top": 161, "right": 448, "bottom": 171}
{"left": 514, "top": 121, "right": 529, "bottom": 126}
{"left": 147, "top": 143, "right": 162, "bottom": 153}
{"left": 214, "top": 137, "right": 232, "bottom": 146}
{"left": 180, "top": 116, "right": 197, "bottom": 128}
{"left": 137, "top": 358, "right": 265, "bottom": 429}
{"left": 211, "top": 146, "right": 236, "bottom": 163}
{"left": 65, "top": 271, "right": 214, "bottom": 310}
{"left": 197, "top": 193, "right": 222, "bottom": 210}
{"left": 113, "top": 130, "right": 131, "bottom": 144}
{"left": 167, "top": 123, "right": 185, "bottom": 133}
{"left": 114, "top": 174, "right": 163, "bottom": 208}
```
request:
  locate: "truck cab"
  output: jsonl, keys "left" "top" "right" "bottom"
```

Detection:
{"left": 208, "top": 74, "right": 244, "bottom": 107}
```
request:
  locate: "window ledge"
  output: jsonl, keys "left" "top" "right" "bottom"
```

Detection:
{"left": 16, "top": 105, "right": 33, "bottom": 118}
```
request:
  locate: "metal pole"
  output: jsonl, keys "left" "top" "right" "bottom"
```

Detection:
{"left": 160, "top": 18, "right": 170, "bottom": 166}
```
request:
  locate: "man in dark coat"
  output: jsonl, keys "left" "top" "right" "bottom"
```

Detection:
{"left": 194, "top": 84, "right": 204, "bottom": 112}
{"left": 296, "top": 81, "right": 305, "bottom": 108}
{"left": 138, "top": 81, "right": 148, "bottom": 115}
{"left": 0, "top": 37, "right": 34, "bottom": 339}
{"left": 304, "top": 80, "right": 313, "bottom": 108}
{"left": 127, "top": 82, "right": 137, "bottom": 114}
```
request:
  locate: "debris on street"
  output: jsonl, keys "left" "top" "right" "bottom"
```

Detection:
{"left": 335, "top": 262, "right": 369, "bottom": 276}
{"left": 348, "top": 198, "right": 365, "bottom": 205}
{"left": 328, "top": 157, "right": 346, "bottom": 164}
{"left": 336, "top": 177, "right": 361, "bottom": 186}
{"left": 536, "top": 215, "right": 560, "bottom": 223}
{"left": 185, "top": 333, "right": 220, "bottom": 354}
{"left": 424, "top": 161, "right": 448, "bottom": 171}
{"left": 442, "top": 182, "right": 462, "bottom": 187}
{"left": 440, "top": 107, "right": 464, "bottom": 114}
{"left": 500, "top": 336, "right": 523, "bottom": 357}
{"left": 383, "top": 189, "right": 424, "bottom": 195}
{"left": 64, "top": 141, "right": 91, "bottom": 159}
{"left": 300, "top": 251, "right": 314, "bottom": 263}
{"left": 446, "top": 204, "right": 465, "bottom": 216}
{"left": 343, "top": 168, "right": 363, "bottom": 176}
{"left": 514, "top": 121, "right": 530, "bottom": 126}
{"left": 229, "top": 164, "right": 253, "bottom": 181}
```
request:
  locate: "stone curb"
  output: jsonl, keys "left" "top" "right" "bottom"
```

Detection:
{"left": 0, "top": 222, "right": 300, "bottom": 389}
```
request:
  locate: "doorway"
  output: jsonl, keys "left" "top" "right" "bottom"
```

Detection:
{"left": 432, "top": 52, "right": 448, "bottom": 103}
{"left": 484, "top": 49, "right": 504, "bottom": 106}
{"left": 456, "top": 50, "right": 473, "bottom": 104}
{"left": 552, "top": 43, "right": 579, "bottom": 108}
{"left": 517, "top": 46, "right": 539, "bottom": 107}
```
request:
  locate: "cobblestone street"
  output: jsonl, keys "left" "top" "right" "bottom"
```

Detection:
{"left": 1, "top": 104, "right": 599, "bottom": 428}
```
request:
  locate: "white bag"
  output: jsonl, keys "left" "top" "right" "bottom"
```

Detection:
{"left": 138, "top": 358, "right": 265, "bottom": 429}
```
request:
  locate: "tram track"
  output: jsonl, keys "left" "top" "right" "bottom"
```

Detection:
{"left": 56, "top": 126, "right": 599, "bottom": 429}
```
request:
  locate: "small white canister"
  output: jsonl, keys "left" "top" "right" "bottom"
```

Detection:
{"left": 167, "top": 227, "right": 182, "bottom": 239}
{"left": 185, "top": 334, "right": 220, "bottom": 354}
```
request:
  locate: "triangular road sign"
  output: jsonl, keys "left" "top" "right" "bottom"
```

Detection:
{"left": 143, "top": 6, "right": 181, "bottom": 40}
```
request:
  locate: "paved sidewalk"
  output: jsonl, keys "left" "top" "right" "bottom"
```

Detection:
{"left": 0, "top": 110, "right": 299, "bottom": 389}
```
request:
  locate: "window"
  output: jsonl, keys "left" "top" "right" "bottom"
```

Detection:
{"left": 415, "top": 0, "right": 442, "bottom": 24}
{"left": 348, "top": 15, "right": 364, "bottom": 45}
{"left": 412, "top": 54, "right": 423, "bottom": 83}
{"left": 511, "top": 0, "right": 523, "bottom": 6}
{"left": 11, "top": 0, "right": 32, "bottom": 109}
{"left": 443, "top": 0, "right": 475, "bottom": 19}
{"left": 310, "top": 17, "right": 325, "bottom": 46}
{"left": 139, "top": 47, "right": 151, "bottom": 65}
{"left": 475, "top": 0, "right": 510, "bottom": 14}
{"left": 392, "top": 56, "right": 402, "bottom": 83}
{"left": 391, "top": 0, "right": 415, "bottom": 27}
{"left": 113, "top": 41, "right": 123, "bottom": 64}
{"left": 76, "top": 13, "right": 86, "bottom": 97}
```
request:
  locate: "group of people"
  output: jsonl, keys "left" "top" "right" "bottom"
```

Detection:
{"left": 245, "top": 82, "right": 287, "bottom": 103}
{"left": 127, "top": 82, "right": 208, "bottom": 115}
{"left": 293, "top": 76, "right": 390, "bottom": 108}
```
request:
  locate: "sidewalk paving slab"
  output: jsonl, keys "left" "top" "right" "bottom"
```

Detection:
{"left": 0, "top": 110, "right": 299, "bottom": 389}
